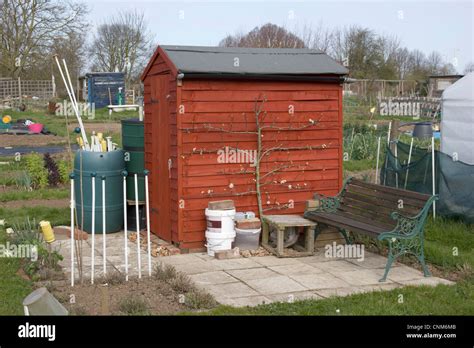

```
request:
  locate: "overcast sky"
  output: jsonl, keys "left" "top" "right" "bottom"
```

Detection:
{"left": 83, "top": 0, "right": 474, "bottom": 73}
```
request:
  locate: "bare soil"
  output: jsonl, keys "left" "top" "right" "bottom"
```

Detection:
{"left": 67, "top": 123, "right": 121, "bottom": 134}
{"left": 48, "top": 277, "right": 189, "bottom": 315}
{"left": 0, "top": 198, "right": 69, "bottom": 209}
{"left": 0, "top": 134, "right": 66, "bottom": 147}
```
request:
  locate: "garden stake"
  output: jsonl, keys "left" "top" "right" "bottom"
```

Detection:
{"left": 404, "top": 137, "right": 414, "bottom": 189}
{"left": 431, "top": 136, "right": 436, "bottom": 219}
{"left": 144, "top": 170, "right": 151, "bottom": 277}
{"left": 53, "top": 55, "right": 89, "bottom": 150}
{"left": 122, "top": 171, "right": 129, "bottom": 281}
{"left": 70, "top": 174, "right": 75, "bottom": 287}
{"left": 375, "top": 136, "right": 381, "bottom": 184}
{"left": 91, "top": 173, "right": 96, "bottom": 284}
{"left": 134, "top": 174, "right": 141, "bottom": 279}
{"left": 102, "top": 176, "right": 107, "bottom": 276}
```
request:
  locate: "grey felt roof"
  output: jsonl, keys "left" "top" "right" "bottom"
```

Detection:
{"left": 160, "top": 45, "right": 348, "bottom": 76}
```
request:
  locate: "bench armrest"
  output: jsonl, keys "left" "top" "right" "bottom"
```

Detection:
{"left": 312, "top": 177, "right": 353, "bottom": 213}
{"left": 378, "top": 195, "right": 439, "bottom": 241}
{"left": 314, "top": 194, "right": 341, "bottom": 213}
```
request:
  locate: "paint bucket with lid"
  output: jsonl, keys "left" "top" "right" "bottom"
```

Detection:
{"left": 205, "top": 208, "right": 236, "bottom": 233}
{"left": 205, "top": 230, "right": 236, "bottom": 256}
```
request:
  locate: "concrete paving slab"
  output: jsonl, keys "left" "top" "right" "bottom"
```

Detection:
{"left": 267, "top": 291, "right": 323, "bottom": 303}
{"left": 315, "top": 287, "right": 365, "bottom": 298}
{"left": 205, "top": 282, "right": 260, "bottom": 299}
{"left": 209, "top": 257, "right": 262, "bottom": 270}
{"left": 346, "top": 254, "right": 396, "bottom": 269}
{"left": 253, "top": 256, "right": 301, "bottom": 267}
{"left": 155, "top": 253, "right": 201, "bottom": 266}
{"left": 387, "top": 265, "right": 426, "bottom": 282}
{"left": 312, "top": 260, "right": 362, "bottom": 274}
{"left": 399, "top": 277, "right": 454, "bottom": 287}
{"left": 218, "top": 295, "right": 271, "bottom": 307}
{"left": 290, "top": 273, "right": 351, "bottom": 290}
{"left": 268, "top": 263, "right": 324, "bottom": 276}
{"left": 189, "top": 271, "right": 238, "bottom": 285}
{"left": 336, "top": 269, "right": 394, "bottom": 286}
{"left": 171, "top": 260, "right": 222, "bottom": 275}
{"left": 227, "top": 267, "right": 280, "bottom": 281}
{"left": 245, "top": 275, "right": 307, "bottom": 295}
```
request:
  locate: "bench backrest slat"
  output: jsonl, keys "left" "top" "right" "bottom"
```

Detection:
{"left": 333, "top": 178, "right": 431, "bottom": 225}
{"left": 337, "top": 204, "right": 397, "bottom": 229}
{"left": 345, "top": 182, "right": 428, "bottom": 209}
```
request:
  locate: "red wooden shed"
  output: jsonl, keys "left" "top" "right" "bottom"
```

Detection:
{"left": 141, "top": 45, "right": 348, "bottom": 251}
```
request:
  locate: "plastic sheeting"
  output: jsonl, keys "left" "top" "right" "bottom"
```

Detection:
{"left": 381, "top": 141, "right": 474, "bottom": 224}
{"left": 441, "top": 73, "right": 474, "bottom": 165}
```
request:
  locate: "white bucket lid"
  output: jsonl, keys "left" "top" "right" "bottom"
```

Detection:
{"left": 205, "top": 230, "right": 236, "bottom": 239}
{"left": 205, "top": 208, "right": 236, "bottom": 217}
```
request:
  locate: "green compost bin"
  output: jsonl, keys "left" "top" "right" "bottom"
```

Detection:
{"left": 74, "top": 149, "right": 125, "bottom": 234}
{"left": 121, "top": 118, "right": 145, "bottom": 202}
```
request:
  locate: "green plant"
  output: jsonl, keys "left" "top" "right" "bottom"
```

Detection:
{"left": 118, "top": 296, "right": 150, "bottom": 315}
{"left": 169, "top": 273, "right": 194, "bottom": 293}
{"left": 14, "top": 170, "right": 32, "bottom": 191}
{"left": 43, "top": 153, "right": 60, "bottom": 187}
{"left": 153, "top": 263, "right": 178, "bottom": 281}
{"left": 25, "top": 154, "right": 48, "bottom": 189}
{"left": 57, "top": 160, "right": 72, "bottom": 184}
{"left": 8, "top": 218, "right": 63, "bottom": 281}
{"left": 185, "top": 290, "right": 217, "bottom": 310}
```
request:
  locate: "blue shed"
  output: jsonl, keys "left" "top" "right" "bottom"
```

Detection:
{"left": 86, "top": 72, "right": 125, "bottom": 109}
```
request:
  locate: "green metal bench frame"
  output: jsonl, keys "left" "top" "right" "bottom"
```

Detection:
{"left": 304, "top": 177, "right": 438, "bottom": 282}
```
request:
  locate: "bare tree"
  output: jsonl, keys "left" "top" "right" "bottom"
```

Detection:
{"left": 219, "top": 23, "right": 305, "bottom": 48}
{"left": 464, "top": 61, "right": 474, "bottom": 74}
{"left": 90, "top": 10, "right": 154, "bottom": 84}
{"left": 0, "top": 0, "right": 88, "bottom": 78}
{"left": 297, "top": 22, "right": 334, "bottom": 53}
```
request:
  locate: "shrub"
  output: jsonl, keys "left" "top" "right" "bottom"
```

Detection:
{"left": 153, "top": 263, "right": 178, "bottom": 281}
{"left": 118, "top": 296, "right": 150, "bottom": 315}
{"left": 57, "top": 160, "right": 72, "bottom": 184}
{"left": 43, "top": 153, "right": 60, "bottom": 187}
{"left": 185, "top": 290, "right": 217, "bottom": 310}
{"left": 25, "top": 154, "right": 48, "bottom": 189}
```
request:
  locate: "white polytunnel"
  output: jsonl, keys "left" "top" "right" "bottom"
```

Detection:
{"left": 440, "top": 72, "right": 474, "bottom": 164}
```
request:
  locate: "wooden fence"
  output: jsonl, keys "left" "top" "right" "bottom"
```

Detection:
{"left": 0, "top": 78, "right": 55, "bottom": 102}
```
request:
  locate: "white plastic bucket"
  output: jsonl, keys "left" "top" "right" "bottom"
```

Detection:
{"left": 205, "top": 208, "right": 236, "bottom": 233}
{"left": 234, "top": 227, "right": 261, "bottom": 251}
{"left": 205, "top": 230, "right": 236, "bottom": 256}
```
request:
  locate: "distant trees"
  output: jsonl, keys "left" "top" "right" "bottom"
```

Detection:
{"left": 89, "top": 10, "right": 154, "bottom": 84}
{"left": 219, "top": 23, "right": 305, "bottom": 48}
{"left": 220, "top": 23, "right": 457, "bottom": 81}
{"left": 0, "top": 0, "right": 88, "bottom": 79}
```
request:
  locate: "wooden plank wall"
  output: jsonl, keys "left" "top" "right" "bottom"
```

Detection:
{"left": 178, "top": 79, "right": 343, "bottom": 249}
{"left": 143, "top": 54, "right": 179, "bottom": 243}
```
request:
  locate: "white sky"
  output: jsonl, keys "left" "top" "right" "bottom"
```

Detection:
{"left": 83, "top": 0, "right": 474, "bottom": 73}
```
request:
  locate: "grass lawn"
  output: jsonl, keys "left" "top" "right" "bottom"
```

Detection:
{"left": 0, "top": 228, "right": 32, "bottom": 315}
{"left": 0, "top": 188, "right": 69, "bottom": 202}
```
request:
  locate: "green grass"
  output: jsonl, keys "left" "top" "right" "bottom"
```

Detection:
{"left": 0, "top": 206, "right": 70, "bottom": 227}
{"left": 424, "top": 217, "right": 474, "bottom": 271}
{"left": 0, "top": 228, "right": 33, "bottom": 315}
{"left": 205, "top": 281, "right": 473, "bottom": 315}
{"left": 0, "top": 187, "right": 69, "bottom": 202}
{"left": 343, "top": 159, "right": 377, "bottom": 172}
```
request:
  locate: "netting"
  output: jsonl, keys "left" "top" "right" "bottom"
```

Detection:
{"left": 381, "top": 141, "right": 474, "bottom": 224}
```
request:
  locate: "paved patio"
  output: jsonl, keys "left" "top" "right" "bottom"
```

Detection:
{"left": 54, "top": 230, "right": 454, "bottom": 307}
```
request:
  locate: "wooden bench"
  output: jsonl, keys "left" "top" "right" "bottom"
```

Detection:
{"left": 304, "top": 177, "right": 438, "bottom": 282}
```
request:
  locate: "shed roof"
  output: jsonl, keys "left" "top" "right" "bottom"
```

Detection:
{"left": 143, "top": 45, "right": 348, "bottom": 80}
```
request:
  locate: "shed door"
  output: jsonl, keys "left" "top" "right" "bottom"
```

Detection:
{"left": 151, "top": 74, "right": 171, "bottom": 241}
